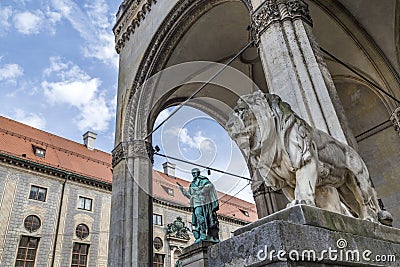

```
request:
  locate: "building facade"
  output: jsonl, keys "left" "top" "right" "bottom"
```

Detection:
{"left": 0, "top": 116, "right": 112, "bottom": 267}
{"left": 0, "top": 116, "right": 257, "bottom": 267}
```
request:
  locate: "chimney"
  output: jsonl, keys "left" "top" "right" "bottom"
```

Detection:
{"left": 83, "top": 131, "right": 97, "bottom": 150}
{"left": 163, "top": 162, "right": 176, "bottom": 177}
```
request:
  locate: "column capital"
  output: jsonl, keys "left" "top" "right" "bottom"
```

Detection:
{"left": 112, "top": 142, "right": 126, "bottom": 167}
{"left": 112, "top": 140, "right": 154, "bottom": 167}
{"left": 251, "top": 0, "right": 312, "bottom": 44}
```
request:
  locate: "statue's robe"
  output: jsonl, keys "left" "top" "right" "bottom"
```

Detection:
{"left": 188, "top": 176, "right": 219, "bottom": 232}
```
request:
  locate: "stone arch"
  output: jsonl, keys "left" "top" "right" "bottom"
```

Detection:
{"left": 122, "top": 0, "right": 255, "bottom": 142}
{"left": 331, "top": 74, "right": 394, "bottom": 114}
{"left": 332, "top": 74, "right": 400, "bottom": 228}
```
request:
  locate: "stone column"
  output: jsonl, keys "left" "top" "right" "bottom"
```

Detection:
{"left": 250, "top": 0, "right": 356, "bottom": 148}
{"left": 108, "top": 140, "right": 153, "bottom": 267}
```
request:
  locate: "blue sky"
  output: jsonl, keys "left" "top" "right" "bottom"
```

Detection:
{"left": 0, "top": 0, "right": 253, "bottom": 202}
{"left": 0, "top": 0, "right": 119, "bottom": 152}
{"left": 153, "top": 107, "right": 252, "bottom": 202}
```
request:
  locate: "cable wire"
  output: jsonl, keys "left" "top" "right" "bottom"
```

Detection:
{"left": 320, "top": 47, "right": 400, "bottom": 104}
{"left": 219, "top": 181, "right": 251, "bottom": 208}
{"left": 154, "top": 152, "right": 251, "bottom": 182}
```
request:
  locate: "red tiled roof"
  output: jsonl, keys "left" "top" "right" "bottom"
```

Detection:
{"left": 0, "top": 115, "right": 257, "bottom": 222}
{"left": 0, "top": 116, "right": 112, "bottom": 183}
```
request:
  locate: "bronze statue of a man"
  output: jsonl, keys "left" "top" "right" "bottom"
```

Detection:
{"left": 178, "top": 168, "right": 219, "bottom": 243}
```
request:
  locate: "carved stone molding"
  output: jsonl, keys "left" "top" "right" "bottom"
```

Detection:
{"left": 251, "top": 0, "right": 312, "bottom": 43}
{"left": 112, "top": 140, "right": 154, "bottom": 166}
{"left": 114, "top": 0, "right": 157, "bottom": 54}
{"left": 391, "top": 107, "right": 400, "bottom": 136}
{"left": 285, "top": 0, "right": 312, "bottom": 23}
{"left": 114, "top": 0, "right": 253, "bottom": 54}
{"left": 252, "top": 0, "right": 280, "bottom": 41}
{"left": 112, "top": 142, "right": 126, "bottom": 167}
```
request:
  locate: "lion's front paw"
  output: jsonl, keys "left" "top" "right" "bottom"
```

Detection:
{"left": 378, "top": 211, "right": 393, "bottom": 226}
{"left": 289, "top": 199, "right": 316, "bottom": 207}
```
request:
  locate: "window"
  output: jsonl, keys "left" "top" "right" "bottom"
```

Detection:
{"left": 153, "top": 253, "right": 164, "bottom": 267}
{"left": 239, "top": 209, "right": 250, "bottom": 217}
{"left": 71, "top": 243, "right": 89, "bottom": 267}
{"left": 161, "top": 185, "right": 174, "bottom": 196}
{"left": 75, "top": 224, "right": 89, "bottom": 240}
{"left": 24, "top": 215, "right": 41, "bottom": 233}
{"left": 153, "top": 237, "right": 163, "bottom": 251}
{"left": 78, "top": 197, "right": 92, "bottom": 211}
{"left": 153, "top": 214, "right": 162, "bottom": 226}
{"left": 15, "top": 236, "right": 39, "bottom": 267}
{"left": 32, "top": 146, "right": 46, "bottom": 158}
{"left": 29, "top": 186, "right": 47, "bottom": 202}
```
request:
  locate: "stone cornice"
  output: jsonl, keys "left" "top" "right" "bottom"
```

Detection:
{"left": 113, "top": 0, "right": 157, "bottom": 54}
{"left": 0, "top": 152, "right": 112, "bottom": 191}
{"left": 252, "top": 0, "right": 312, "bottom": 44}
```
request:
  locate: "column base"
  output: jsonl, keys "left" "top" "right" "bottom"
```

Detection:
{"left": 208, "top": 205, "right": 400, "bottom": 266}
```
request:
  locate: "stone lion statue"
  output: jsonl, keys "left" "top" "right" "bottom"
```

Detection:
{"left": 226, "top": 91, "right": 392, "bottom": 226}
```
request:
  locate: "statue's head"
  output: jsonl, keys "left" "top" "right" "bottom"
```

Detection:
{"left": 191, "top": 168, "right": 200, "bottom": 178}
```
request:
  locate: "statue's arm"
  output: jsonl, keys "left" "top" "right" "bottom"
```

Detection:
{"left": 177, "top": 182, "right": 191, "bottom": 199}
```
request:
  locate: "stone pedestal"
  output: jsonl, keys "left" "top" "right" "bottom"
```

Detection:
{"left": 208, "top": 205, "right": 400, "bottom": 266}
{"left": 179, "top": 241, "right": 216, "bottom": 267}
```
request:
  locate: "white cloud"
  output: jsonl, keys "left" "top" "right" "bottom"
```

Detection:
{"left": 0, "top": 6, "right": 12, "bottom": 35}
{"left": 0, "top": 63, "right": 24, "bottom": 82}
{"left": 42, "top": 57, "right": 113, "bottom": 131}
{"left": 75, "top": 92, "right": 113, "bottom": 131}
{"left": 42, "top": 78, "right": 101, "bottom": 107}
{"left": 179, "top": 128, "right": 214, "bottom": 152}
{"left": 11, "top": 6, "right": 61, "bottom": 36}
{"left": 50, "top": 0, "right": 118, "bottom": 67}
{"left": 13, "top": 11, "right": 43, "bottom": 35}
{"left": 12, "top": 109, "right": 46, "bottom": 129}
{"left": 46, "top": 9, "right": 62, "bottom": 25}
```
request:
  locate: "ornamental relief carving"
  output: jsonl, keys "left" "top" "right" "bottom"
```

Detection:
{"left": 114, "top": 0, "right": 157, "bottom": 54}
{"left": 112, "top": 142, "right": 126, "bottom": 167}
{"left": 286, "top": 0, "right": 312, "bottom": 23}
{"left": 251, "top": 0, "right": 312, "bottom": 42}
{"left": 129, "top": 140, "right": 147, "bottom": 158}
{"left": 252, "top": 0, "right": 280, "bottom": 33}
{"left": 112, "top": 140, "right": 154, "bottom": 166}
